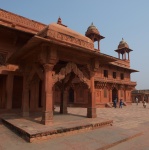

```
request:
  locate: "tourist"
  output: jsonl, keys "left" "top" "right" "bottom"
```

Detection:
{"left": 119, "top": 99, "right": 123, "bottom": 108}
{"left": 113, "top": 98, "right": 117, "bottom": 108}
{"left": 143, "top": 100, "right": 147, "bottom": 108}
{"left": 135, "top": 97, "right": 139, "bottom": 105}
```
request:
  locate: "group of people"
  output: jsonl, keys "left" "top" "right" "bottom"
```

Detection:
{"left": 135, "top": 97, "right": 147, "bottom": 108}
{"left": 113, "top": 98, "right": 123, "bottom": 108}
{"left": 113, "top": 97, "right": 147, "bottom": 108}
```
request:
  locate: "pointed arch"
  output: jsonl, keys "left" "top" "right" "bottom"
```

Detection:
{"left": 53, "top": 62, "right": 90, "bottom": 88}
{"left": 27, "top": 64, "right": 44, "bottom": 83}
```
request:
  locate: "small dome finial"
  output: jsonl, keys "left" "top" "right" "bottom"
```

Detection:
{"left": 118, "top": 38, "right": 129, "bottom": 49}
{"left": 57, "top": 17, "right": 62, "bottom": 24}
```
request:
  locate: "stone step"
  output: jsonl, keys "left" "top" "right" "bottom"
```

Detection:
{"left": 105, "top": 102, "right": 113, "bottom": 108}
{"left": 1, "top": 116, "right": 113, "bottom": 142}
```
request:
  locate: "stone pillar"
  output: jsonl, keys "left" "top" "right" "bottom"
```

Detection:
{"left": 34, "top": 79, "right": 40, "bottom": 110}
{"left": 124, "top": 52, "right": 126, "bottom": 59}
{"left": 98, "top": 40, "right": 100, "bottom": 50}
{"left": 87, "top": 75, "right": 97, "bottom": 118}
{"left": 22, "top": 75, "right": 30, "bottom": 117}
{"left": 109, "top": 89, "right": 112, "bottom": 102}
{"left": 118, "top": 90, "right": 121, "bottom": 102}
{"left": 41, "top": 64, "right": 54, "bottom": 125}
{"left": 60, "top": 89, "right": 68, "bottom": 114}
{"left": 124, "top": 90, "right": 126, "bottom": 101}
{"left": 30, "top": 83, "right": 35, "bottom": 111}
{"left": 118, "top": 53, "right": 120, "bottom": 59}
{"left": 6, "top": 74, "right": 14, "bottom": 109}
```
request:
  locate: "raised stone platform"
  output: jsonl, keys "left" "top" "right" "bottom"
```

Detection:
{"left": 1, "top": 114, "right": 113, "bottom": 142}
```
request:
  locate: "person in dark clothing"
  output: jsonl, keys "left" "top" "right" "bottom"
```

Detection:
{"left": 119, "top": 99, "right": 123, "bottom": 108}
{"left": 113, "top": 98, "right": 117, "bottom": 108}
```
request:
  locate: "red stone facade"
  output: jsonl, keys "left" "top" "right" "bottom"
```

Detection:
{"left": 0, "top": 9, "right": 138, "bottom": 124}
{"left": 132, "top": 90, "right": 149, "bottom": 103}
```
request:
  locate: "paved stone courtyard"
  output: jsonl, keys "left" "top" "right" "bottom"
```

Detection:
{"left": 0, "top": 103, "right": 149, "bottom": 150}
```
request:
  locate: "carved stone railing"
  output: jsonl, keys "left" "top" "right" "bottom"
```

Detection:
{"left": 0, "top": 9, "right": 46, "bottom": 33}
{"left": 94, "top": 77, "right": 136, "bottom": 86}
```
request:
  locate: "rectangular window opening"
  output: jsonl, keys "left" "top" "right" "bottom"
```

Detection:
{"left": 120, "top": 73, "right": 124, "bottom": 80}
{"left": 113, "top": 72, "right": 116, "bottom": 79}
{"left": 104, "top": 70, "right": 108, "bottom": 78}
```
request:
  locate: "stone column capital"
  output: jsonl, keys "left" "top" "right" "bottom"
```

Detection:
{"left": 43, "top": 64, "right": 54, "bottom": 72}
{"left": 90, "top": 71, "right": 95, "bottom": 78}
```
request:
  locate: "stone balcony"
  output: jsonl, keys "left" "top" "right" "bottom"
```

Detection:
{"left": 95, "top": 77, "right": 137, "bottom": 86}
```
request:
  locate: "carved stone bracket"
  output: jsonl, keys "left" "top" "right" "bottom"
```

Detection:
{"left": 38, "top": 44, "right": 58, "bottom": 66}
{"left": 95, "top": 81, "right": 107, "bottom": 89}
{"left": 20, "top": 63, "right": 44, "bottom": 90}
{"left": 119, "top": 84, "right": 125, "bottom": 90}
{"left": 126, "top": 85, "right": 135, "bottom": 90}
{"left": 53, "top": 62, "right": 90, "bottom": 88}
{"left": 43, "top": 64, "right": 54, "bottom": 72}
{"left": 0, "top": 53, "right": 6, "bottom": 65}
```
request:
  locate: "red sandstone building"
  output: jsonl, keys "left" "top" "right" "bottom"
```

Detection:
{"left": 0, "top": 9, "right": 138, "bottom": 125}
{"left": 132, "top": 90, "right": 149, "bottom": 103}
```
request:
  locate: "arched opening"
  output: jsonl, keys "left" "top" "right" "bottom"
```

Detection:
{"left": 12, "top": 76, "right": 23, "bottom": 109}
{"left": 69, "top": 87, "right": 74, "bottom": 103}
{"left": 30, "top": 73, "right": 43, "bottom": 111}
{"left": 0, "top": 75, "right": 7, "bottom": 109}
{"left": 52, "top": 61, "right": 90, "bottom": 114}
{"left": 112, "top": 87, "right": 118, "bottom": 102}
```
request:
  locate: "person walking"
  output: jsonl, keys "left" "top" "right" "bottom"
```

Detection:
{"left": 143, "top": 100, "right": 147, "bottom": 108}
{"left": 113, "top": 98, "right": 117, "bottom": 108}
{"left": 135, "top": 97, "right": 139, "bottom": 105}
{"left": 119, "top": 99, "right": 123, "bottom": 108}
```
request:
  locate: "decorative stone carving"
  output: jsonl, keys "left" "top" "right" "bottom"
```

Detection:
{"left": 20, "top": 63, "right": 44, "bottom": 90}
{"left": 0, "top": 54, "right": 5, "bottom": 65}
{"left": 38, "top": 45, "right": 47, "bottom": 65}
{"left": 119, "top": 84, "right": 125, "bottom": 90}
{"left": 43, "top": 64, "right": 54, "bottom": 72}
{"left": 38, "top": 44, "right": 58, "bottom": 65}
{"left": 95, "top": 81, "right": 107, "bottom": 89}
{"left": 46, "top": 30, "right": 94, "bottom": 50}
{"left": 0, "top": 9, "right": 45, "bottom": 32}
{"left": 111, "top": 83, "right": 117, "bottom": 89}
{"left": 53, "top": 62, "right": 90, "bottom": 88}
{"left": 126, "top": 85, "right": 135, "bottom": 90}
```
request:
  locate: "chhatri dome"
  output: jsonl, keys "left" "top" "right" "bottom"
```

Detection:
{"left": 115, "top": 38, "right": 133, "bottom": 60}
{"left": 85, "top": 22, "right": 100, "bottom": 36}
{"left": 85, "top": 22, "right": 104, "bottom": 51}
{"left": 118, "top": 38, "right": 129, "bottom": 49}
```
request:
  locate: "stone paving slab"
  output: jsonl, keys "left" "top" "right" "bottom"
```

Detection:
{"left": 0, "top": 103, "right": 149, "bottom": 149}
{"left": 1, "top": 113, "right": 113, "bottom": 142}
{"left": 0, "top": 123, "right": 142, "bottom": 150}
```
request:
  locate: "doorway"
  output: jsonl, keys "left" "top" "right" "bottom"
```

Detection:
{"left": 112, "top": 88, "right": 118, "bottom": 102}
{"left": 69, "top": 87, "right": 74, "bottom": 103}
{"left": 0, "top": 75, "right": 7, "bottom": 109}
{"left": 12, "top": 76, "right": 23, "bottom": 109}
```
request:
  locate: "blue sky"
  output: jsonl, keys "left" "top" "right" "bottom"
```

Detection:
{"left": 1, "top": 0, "right": 149, "bottom": 90}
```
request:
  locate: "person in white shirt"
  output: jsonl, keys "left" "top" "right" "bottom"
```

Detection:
{"left": 135, "top": 97, "right": 138, "bottom": 105}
